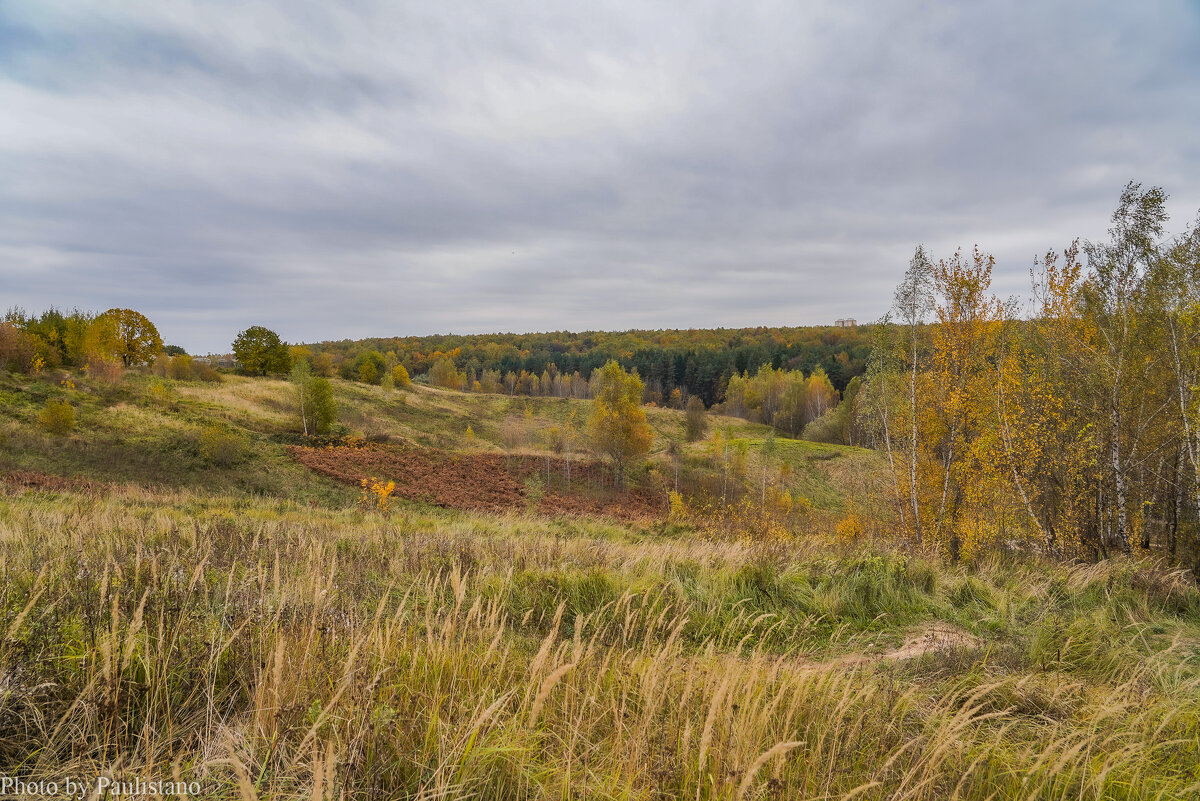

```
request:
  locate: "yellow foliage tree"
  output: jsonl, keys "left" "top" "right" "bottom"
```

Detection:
{"left": 91, "top": 308, "right": 163, "bottom": 366}
{"left": 587, "top": 360, "right": 652, "bottom": 488}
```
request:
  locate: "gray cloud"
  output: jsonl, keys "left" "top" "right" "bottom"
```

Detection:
{"left": 2, "top": 0, "right": 1199, "bottom": 352}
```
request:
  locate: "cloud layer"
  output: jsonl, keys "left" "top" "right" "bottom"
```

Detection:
{"left": 3, "top": 1, "right": 1199, "bottom": 352}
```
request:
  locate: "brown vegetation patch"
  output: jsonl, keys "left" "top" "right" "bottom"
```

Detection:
{"left": 1, "top": 470, "right": 104, "bottom": 493}
{"left": 288, "top": 443, "right": 664, "bottom": 521}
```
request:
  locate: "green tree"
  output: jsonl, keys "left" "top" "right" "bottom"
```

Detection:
{"left": 291, "top": 359, "right": 337, "bottom": 435}
{"left": 233, "top": 326, "right": 291, "bottom": 376}
{"left": 587, "top": 360, "right": 652, "bottom": 487}
{"left": 93, "top": 308, "right": 163, "bottom": 366}
{"left": 308, "top": 377, "right": 337, "bottom": 434}
{"left": 343, "top": 350, "right": 386, "bottom": 384}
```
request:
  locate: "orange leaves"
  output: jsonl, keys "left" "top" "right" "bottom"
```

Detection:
{"left": 359, "top": 476, "right": 395, "bottom": 511}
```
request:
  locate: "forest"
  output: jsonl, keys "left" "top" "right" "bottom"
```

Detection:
{"left": 303, "top": 323, "right": 872, "bottom": 405}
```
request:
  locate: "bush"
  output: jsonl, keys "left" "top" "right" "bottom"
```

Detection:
{"left": 39, "top": 398, "right": 75, "bottom": 435}
{"left": 523, "top": 473, "right": 545, "bottom": 512}
{"left": 199, "top": 425, "right": 248, "bottom": 467}
{"left": 84, "top": 357, "right": 123, "bottom": 385}
{"left": 392, "top": 365, "right": 411, "bottom": 387}
{"left": 168, "top": 354, "right": 194, "bottom": 380}
{"left": 192, "top": 362, "right": 222, "bottom": 382}
{"left": 146, "top": 380, "right": 174, "bottom": 408}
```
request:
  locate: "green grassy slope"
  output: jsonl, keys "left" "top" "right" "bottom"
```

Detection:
{"left": 0, "top": 370, "right": 886, "bottom": 515}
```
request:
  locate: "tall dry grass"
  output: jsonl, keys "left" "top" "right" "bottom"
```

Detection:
{"left": 0, "top": 487, "right": 1198, "bottom": 799}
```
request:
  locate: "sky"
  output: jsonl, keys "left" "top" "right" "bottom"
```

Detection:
{"left": 3, "top": 1, "right": 1199, "bottom": 354}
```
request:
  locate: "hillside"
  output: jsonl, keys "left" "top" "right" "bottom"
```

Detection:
{"left": 0, "top": 370, "right": 885, "bottom": 524}
{"left": 1, "top": 367, "right": 1199, "bottom": 799}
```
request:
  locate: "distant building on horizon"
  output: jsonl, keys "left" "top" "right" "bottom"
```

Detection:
{"left": 834, "top": 318, "right": 857, "bottom": 328}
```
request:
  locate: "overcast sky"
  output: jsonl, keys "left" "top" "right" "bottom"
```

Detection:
{"left": 3, "top": 1, "right": 1199, "bottom": 353}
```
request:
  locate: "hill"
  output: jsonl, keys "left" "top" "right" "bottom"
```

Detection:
{"left": 1, "top": 367, "right": 1198, "bottom": 798}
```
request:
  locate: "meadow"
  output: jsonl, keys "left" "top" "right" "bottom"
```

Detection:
{"left": 2, "top": 369, "right": 1199, "bottom": 799}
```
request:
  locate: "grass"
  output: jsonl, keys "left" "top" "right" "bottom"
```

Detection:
{"left": 1, "top": 368, "right": 1199, "bottom": 798}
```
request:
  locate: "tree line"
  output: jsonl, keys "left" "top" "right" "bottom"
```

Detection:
{"left": 300, "top": 324, "right": 871, "bottom": 406}
{"left": 0, "top": 306, "right": 220, "bottom": 381}
{"left": 856, "top": 183, "right": 1199, "bottom": 567}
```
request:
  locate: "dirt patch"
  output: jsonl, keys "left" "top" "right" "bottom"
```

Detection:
{"left": 804, "top": 625, "right": 983, "bottom": 671}
{"left": 288, "top": 443, "right": 664, "bottom": 521}
{"left": 1, "top": 470, "right": 104, "bottom": 493}
{"left": 883, "top": 625, "right": 982, "bottom": 661}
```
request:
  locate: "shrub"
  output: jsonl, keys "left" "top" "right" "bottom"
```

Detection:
{"left": 836, "top": 512, "right": 863, "bottom": 543}
{"left": 199, "top": 425, "right": 248, "bottom": 467}
{"left": 392, "top": 365, "right": 411, "bottom": 387}
{"left": 192, "top": 362, "right": 222, "bottom": 382}
{"left": 293, "top": 363, "right": 337, "bottom": 435}
{"left": 523, "top": 473, "right": 545, "bottom": 512}
{"left": 39, "top": 398, "right": 75, "bottom": 435}
{"left": 359, "top": 476, "right": 395, "bottom": 511}
{"left": 168, "top": 354, "right": 194, "bottom": 380}
{"left": 146, "top": 380, "right": 173, "bottom": 408}
{"left": 85, "top": 357, "right": 123, "bottom": 385}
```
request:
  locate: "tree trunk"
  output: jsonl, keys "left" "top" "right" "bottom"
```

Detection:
{"left": 908, "top": 338, "right": 922, "bottom": 545}
{"left": 1110, "top": 399, "right": 1131, "bottom": 555}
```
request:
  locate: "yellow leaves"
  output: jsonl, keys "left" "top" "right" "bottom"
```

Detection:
{"left": 836, "top": 512, "right": 863, "bottom": 544}
{"left": 587, "top": 361, "right": 652, "bottom": 479}
{"left": 668, "top": 491, "right": 688, "bottom": 522}
{"left": 359, "top": 477, "right": 395, "bottom": 511}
